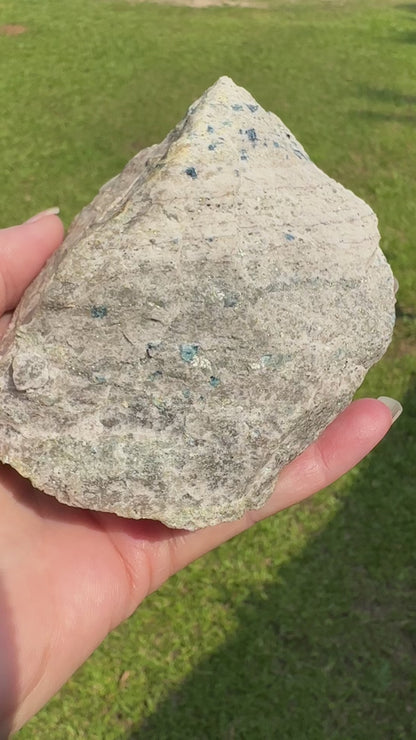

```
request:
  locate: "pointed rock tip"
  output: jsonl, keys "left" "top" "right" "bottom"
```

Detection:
{"left": 212, "top": 75, "right": 238, "bottom": 87}
{"left": 188, "top": 76, "right": 260, "bottom": 117}
{"left": 206, "top": 75, "right": 252, "bottom": 98}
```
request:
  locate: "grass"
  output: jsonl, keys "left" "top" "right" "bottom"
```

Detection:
{"left": 1, "top": 0, "right": 416, "bottom": 737}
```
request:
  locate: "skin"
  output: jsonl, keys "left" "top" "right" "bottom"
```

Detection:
{"left": 0, "top": 215, "right": 394, "bottom": 736}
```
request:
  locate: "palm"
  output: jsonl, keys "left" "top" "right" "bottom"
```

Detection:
{"left": 0, "top": 216, "right": 393, "bottom": 735}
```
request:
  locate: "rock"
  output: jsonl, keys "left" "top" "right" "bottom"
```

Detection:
{"left": 0, "top": 77, "right": 395, "bottom": 529}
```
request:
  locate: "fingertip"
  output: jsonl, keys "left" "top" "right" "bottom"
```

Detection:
{"left": 376, "top": 396, "right": 403, "bottom": 424}
{"left": 22, "top": 214, "right": 65, "bottom": 248}
{"left": 346, "top": 397, "right": 393, "bottom": 440}
{"left": 312, "top": 398, "right": 394, "bottom": 474}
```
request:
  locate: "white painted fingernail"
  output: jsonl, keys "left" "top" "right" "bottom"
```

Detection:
{"left": 393, "top": 277, "right": 399, "bottom": 294}
{"left": 25, "top": 207, "right": 60, "bottom": 224}
{"left": 377, "top": 396, "right": 403, "bottom": 423}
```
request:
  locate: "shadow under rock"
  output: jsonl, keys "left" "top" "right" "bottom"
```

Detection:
{"left": 129, "top": 378, "right": 416, "bottom": 740}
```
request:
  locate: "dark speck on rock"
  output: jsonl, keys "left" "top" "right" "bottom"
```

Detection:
{"left": 185, "top": 167, "right": 198, "bottom": 179}
{"left": 285, "top": 233, "right": 295, "bottom": 242}
{"left": 146, "top": 342, "right": 163, "bottom": 358}
{"left": 208, "top": 143, "right": 216, "bottom": 151}
{"left": 90, "top": 305, "right": 108, "bottom": 319}
{"left": 207, "top": 125, "right": 214, "bottom": 133}
{"left": 293, "top": 148, "right": 308, "bottom": 160}
{"left": 240, "top": 149, "right": 248, "bottom": 161}
{"left": 247, "top": 104, "right": 258, "bottom": 112}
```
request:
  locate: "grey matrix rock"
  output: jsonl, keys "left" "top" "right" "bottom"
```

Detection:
{"left": 0, "top": 77, "right": 396, "bottom": 529}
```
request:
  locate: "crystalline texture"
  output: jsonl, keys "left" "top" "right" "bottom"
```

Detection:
{"left": 0, "top": 77, "right": 395, "bottom": 529}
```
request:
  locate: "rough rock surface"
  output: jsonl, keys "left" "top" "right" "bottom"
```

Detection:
{"left": 0, "top": 77, "right": 395, "bottom": 529}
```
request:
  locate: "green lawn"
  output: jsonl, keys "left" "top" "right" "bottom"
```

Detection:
{"left": 1, "top": 0, "right": 416, "bottom": 737}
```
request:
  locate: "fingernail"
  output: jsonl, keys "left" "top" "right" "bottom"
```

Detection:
{"left": 393, "top": 277, "right": 399, "bottom": 294}
{"left": 25, "top": 207, "right": 60, "bottom": 224}
{"left": 377, "top": 396, "right": 403, "bottom": 423}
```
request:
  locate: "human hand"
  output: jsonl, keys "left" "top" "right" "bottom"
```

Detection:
{"left": 0, "top": 214, "right": 400, "bottom": 736}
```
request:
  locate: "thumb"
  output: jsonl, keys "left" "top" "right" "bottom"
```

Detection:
{"left": 0, "top": 211, "right": 64, "bottom": 317}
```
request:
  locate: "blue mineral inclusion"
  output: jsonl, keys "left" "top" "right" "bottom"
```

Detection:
{"left": 247, "top": 104, "right": 259, "bottom": 113}
{"left": 90, "top": 305, "right": 108, "bottom": 318}
{"left": 180, "top": 343, "right": 199, "bottom": 362}
{"left": 207, "top": 125, "right": 214, "bottom": 133}
{"left": 208, "top": 143, "right": 216, "bottom": 151}
{"left": 182, "top": 388, "right": 191, "bottom": 398}
{"left": 232, "top": 104, "right": 244, "bottom": 111}
{"left": 260, "top": 353, "right": 286, "bottom": 369}
{"left": 246, "top": 128, "right": 258, "bottom": 142}
{"left": 285, "top": 233, "right": 295, "bottom": 242}
{"left": 93, "top": 374, "right": 107, "bottom": 384}
{"left": 223, "top": 293, "right": 238, "bottom": 307}
{"left": 209, "top": 376, "right": 220, "bottom": 387}
{"left": 185, "top": 167, "right": 198, "bottom": 179}
{"left": 148, "top": 370, "right": 163, "bottom": 381}
{"left": 260, "top": 354, "right": 273, "bottom": 367}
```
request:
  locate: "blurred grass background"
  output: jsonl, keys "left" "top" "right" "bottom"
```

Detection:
{"left": 1, "top": 0, "right": 415, "bottom": 737}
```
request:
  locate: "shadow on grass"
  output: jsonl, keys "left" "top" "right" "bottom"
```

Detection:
{"left": 354, "top": 84, "right": 416, "bottom": 126}
{"left": 396, "top": 3, "right": 416, "bottom": 43}
{"left": 396, "top": 3, "right": 416, "bottom": 13}
{"left": 130, "top": 379, "right": 416, "bottom": 739}
{"left": 357, "top": 86, "right": 416, "bottom": 107}
{"left": 397, "top": 30, "right": 416, "bottom": 44}
{"left": 353, "top": 110, "right": 416, "bottom": 125}
{"left": 396, "top": 3, "right": 416, "bottom": 44}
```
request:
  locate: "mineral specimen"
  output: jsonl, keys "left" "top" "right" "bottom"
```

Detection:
{"left": 0, "top": 77, "right": 396, "bottom": 529}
